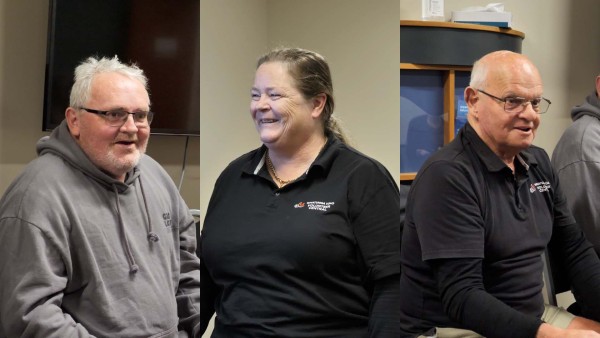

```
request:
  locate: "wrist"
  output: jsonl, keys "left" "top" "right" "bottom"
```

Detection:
{"left": 536, "top": 322, "right": 563, "bottom": 338}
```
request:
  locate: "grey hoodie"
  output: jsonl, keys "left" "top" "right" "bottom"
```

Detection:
{"left": 552, "top": 91, "right": 600, "bottom": 255}
{"left": 0, "top": 121, "right": 200, "bottom": 337}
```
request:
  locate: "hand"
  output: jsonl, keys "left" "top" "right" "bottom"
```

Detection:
{"left": 568, "top": 316, "right": 600, "bottom": 333}
{"left": 537, "top": 323, "right": 600, "bottom": 338}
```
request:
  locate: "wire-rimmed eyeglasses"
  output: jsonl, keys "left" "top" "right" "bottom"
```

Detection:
{"left": 477, "top": 89, "right": 551, "bottom": 114}
{"left": 80, "top": 107, "right": 154, "bottom": 127}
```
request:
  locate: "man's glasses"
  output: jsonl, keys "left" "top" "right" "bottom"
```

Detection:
{"left": 477, "top": 89, "right": 551, "bottom": 114}
{"left": 80, "top": 107, "right": 154, "bottom": 127}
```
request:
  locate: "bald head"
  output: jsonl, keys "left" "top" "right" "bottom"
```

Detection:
{"left": 470, "top": 51, "right": 542, "bottom": 90}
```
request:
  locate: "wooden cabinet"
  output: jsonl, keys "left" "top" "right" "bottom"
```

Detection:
{"left": 400, "top": 20, "right": 525, "bottom": 182}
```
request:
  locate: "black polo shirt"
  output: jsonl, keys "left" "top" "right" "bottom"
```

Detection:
{"left": 201, "top": 137, "right": 400, "bottom": 337}
{"left": 398, "top": 123, "right": 600, "bottom": 337}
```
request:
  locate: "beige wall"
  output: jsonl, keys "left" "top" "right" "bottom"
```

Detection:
{"left": 200, "top": 0, "right": 400, "bottom": 223}
{"left": 200, "top": 0, "right": 269, "bottom": 222}
{"left": 400, "top": 0, "right": 600, "bottom": 154}
{"left": 0, "top": 0, "right": 199, "bottom": 209}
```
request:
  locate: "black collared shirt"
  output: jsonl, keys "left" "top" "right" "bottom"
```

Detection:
{"left": 201, "top": 137, "right": 400, "bottom": 337}
{"left": 399, "top": 123, "right": 600, "bottom": 337}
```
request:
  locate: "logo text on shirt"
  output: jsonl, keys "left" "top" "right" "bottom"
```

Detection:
{"left": 294, "top": 201, "right": 335, "bottom": 211}
{"left": 530, "top": 181, "right": 551, "bottom": 193}
{"left": 163, "top": 212, "right": 172, "bottom": 227}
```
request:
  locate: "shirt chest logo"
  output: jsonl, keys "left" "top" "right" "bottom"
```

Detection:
{"left": 530, "top": 181, "right": 551, "bottom": 193}
{"left": 293, "top": 201, "right": 335, "bottom": 211}
{"left": 162, "top": 212, "right": 172, "bottom": 227}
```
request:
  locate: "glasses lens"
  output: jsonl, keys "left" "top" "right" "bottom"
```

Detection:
{"left": 504, "top": 97, "right": 550, "bottom": 114}
{"left": 144, "top": 111, "right": 154, "bottom": 125}
{"left": 133, "top": 112, "right": 147, "bottom": 123}
{"left": 105, "top": 110, "right": 128, "bottom": 126}
{"left": 503, "top": 97, "right": 524, "bottom": 113}
{"left": 540, "top": 99, "right": 550, "bottom": 114}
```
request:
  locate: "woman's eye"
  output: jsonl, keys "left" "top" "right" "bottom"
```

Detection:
{"left": 269, "top": 93, "right": 281, "bottom": 99}
{"left": 251, "top": 93, "right": 260, "bottom": 101}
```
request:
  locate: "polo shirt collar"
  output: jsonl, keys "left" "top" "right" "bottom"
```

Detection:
{"left": 462, "top": 122, "right": 537, "bottom": 173}
{"left": 241, "top": 136, "right": 339, "bottom": 179}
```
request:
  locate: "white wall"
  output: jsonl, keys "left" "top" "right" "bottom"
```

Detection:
{"left": 0, "top": 0, "right": 199, "bottom": 210}
{"left": 200, "top": 0, "right": 399, "bottom": 335}
{"left": 400, "top": 0, "right": 600, "bottom": 154}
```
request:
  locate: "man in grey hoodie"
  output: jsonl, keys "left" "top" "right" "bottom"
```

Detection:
{"left": 552, "top": 75, "right": 600, "bottom": 257}
{"left": 0, "top": 56, "right": 200, "bottom": 337}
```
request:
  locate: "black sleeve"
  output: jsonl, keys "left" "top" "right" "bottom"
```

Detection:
{"left": 430, "top": 258, "right": 542, "bottom": 338}
{"left": 368, "top": 274, "right": 401, "bottom": 337}
{"left": 549, "top": 222, "right": 600, "bottom": 321}
{"left": 200, "top": 240, "right": 216, "bottom": 334}
{"left": 350, "top": 165, "right": 401, "bottom": 285}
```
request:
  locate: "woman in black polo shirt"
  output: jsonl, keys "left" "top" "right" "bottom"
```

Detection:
{"left": 200, "top": 47, "right": 401, "bottom": 337}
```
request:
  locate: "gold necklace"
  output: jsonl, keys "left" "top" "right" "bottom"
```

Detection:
{"left": 266, "top": 154, "right": 294, "bottom": 187}
{"left": 266, "top": 138, "right": 328, "bottom": 188}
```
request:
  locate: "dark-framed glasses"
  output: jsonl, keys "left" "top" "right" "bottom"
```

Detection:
{"left": 477, "top": 89, "right": 551, "bottom": 114}
{"left": 80, "top": 107, "right": 154, "bottom": 127}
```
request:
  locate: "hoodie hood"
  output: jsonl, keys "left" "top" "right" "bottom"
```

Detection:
{"left": 571, "top": 91, "right": 600, "bottom": 121}
{"left": 36, "top": 120, "right": 158, "bottom": 273}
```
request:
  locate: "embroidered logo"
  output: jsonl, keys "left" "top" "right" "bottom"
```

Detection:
{"left": 162, "top": 212, "right": 172, "bottom": 227}
{"left": 293, "top": 201, "right": 335, "bottom": 211}
{"left": 530, "top": 181, "right": 551, "bottom": 193}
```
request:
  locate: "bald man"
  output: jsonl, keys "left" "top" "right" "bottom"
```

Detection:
{"left": 399, "top": 51, "right": 600, "bottom": 338}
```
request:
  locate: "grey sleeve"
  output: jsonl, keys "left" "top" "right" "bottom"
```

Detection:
{"left": 175, "top": 212, "right": 201, "bottom": 337}
{"left": 0, "top": 218, "right": 95, "bottom": 338}
{"left": 555, "top": 159, "right": 600, "bottom": 253}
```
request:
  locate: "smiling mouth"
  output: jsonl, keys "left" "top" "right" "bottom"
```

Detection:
{"left": 259, "top": 119, "right": 278, "bottom": 124}
{"left": 515, "top": 126, "right": 533, "bottom": 132}
{"left": 115, "top": 140, "right": 137, "bottom": 146}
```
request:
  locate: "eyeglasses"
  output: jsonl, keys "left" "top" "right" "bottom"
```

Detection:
{"left": 80, "top": 107, "right": 154, "bottom": 127}
{"left": 477, "top": 89, "right": 551, "bottom": 114}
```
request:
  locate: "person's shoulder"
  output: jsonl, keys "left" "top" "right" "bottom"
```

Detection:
{"left": 330, "top": 143, "right": 396, "bottom": 179}
{"left": 335, "top": 143, "right": 384, "bottom": 165}
{"left": 0, "top": 154, "right": 71, "bottom": 219}
{"left": 558, "top": 115, "right": 600, "bottom": 143}
{"left": 210, "top": 147, "right": 264, "bottom": 184}
{"left": 418, "top": 138, "right": 472, "bottom": 175}
{"left": 11, "top": 153, "right": 69, "bottom": 189}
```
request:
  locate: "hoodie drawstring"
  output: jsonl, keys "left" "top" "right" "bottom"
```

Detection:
{"left": 112, "top": 177, "right": 159, "bottom": 274}
{"left": 138, "top": 177, "right": 159, "bottom": 243}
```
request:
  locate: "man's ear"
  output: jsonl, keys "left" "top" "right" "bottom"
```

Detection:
{"left": 464, "top": 87, "right": 480, "bottom": 120}
{"left": 464, "top": 87, "right": 479, "bottom": 108}
{"left": 311, "top": 93, "right": 327, "bottom": 119}
{"left": 65, "top": 107, "right": 81, "bottom": 138}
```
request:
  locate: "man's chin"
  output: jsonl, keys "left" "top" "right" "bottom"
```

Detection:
{"left": 108, "top": 152, "right": 141, "bottom": 173}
